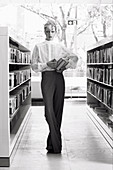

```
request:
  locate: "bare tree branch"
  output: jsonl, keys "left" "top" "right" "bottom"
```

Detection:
{"left": 21, "top": 4, "right": 112, "bottom": 47}
{"left": 70, "top": 22, "right": 91, "bottom": 48}
{"left": 59, "top": 6, "right": 65, "bottom": 21}
{"left": 77, "top": 22, "right": 90, "bottom": 35}
{"left": 91, "top": 24, "right": 98, "bottom": 42}
{"left": 21, "top": 5, "right": 55, "bottom": 21}
{"left": 66, "top": 4, "right": 73, "bottom": 19}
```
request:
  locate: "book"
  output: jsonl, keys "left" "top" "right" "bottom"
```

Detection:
{"left": 9, "top": 48, "right": 16, "bottom": 62}
{"left": 9, "top": 95, "right": 17, "bottom": 116}
{"left": 109, "top": 68, "right": 113, "bottom": 85}
{"left": 94, "top": 107, "right": 107, "bottom": 112}
{"left": 56, "top": 58, "right": 69, "bottom": 71}
{"left": 94, "top": 106, "right": 108, "bottom": 117}
{"left": 9, "top": 72, "right": 14, "bottom": 90}
{"left": 111, "top": 91, "right": 113, "bottom": 109}
{"left": 9, "top": 46, "right": 31, "bottom": 64}
{"left": 89, "top": 103, "right": 99, "bottom": 108}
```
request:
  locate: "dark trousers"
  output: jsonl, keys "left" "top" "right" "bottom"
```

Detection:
{"left": 41, "top": 71, "right": 65, "bottom": 153}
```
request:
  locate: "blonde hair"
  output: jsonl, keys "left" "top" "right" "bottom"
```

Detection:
{"left": 44, "top": 20, "right": 57, "bottom": 31}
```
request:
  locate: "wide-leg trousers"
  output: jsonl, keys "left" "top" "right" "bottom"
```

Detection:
{"left": 41, "top": 71, "right": 65, "bottom": 153}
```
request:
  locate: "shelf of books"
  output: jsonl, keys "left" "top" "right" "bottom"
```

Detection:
{"left": 0, "top": 27, "right": 31, "bottom": 167}
{"left": 87, "top": 35, "right": 113, "bottom": 149}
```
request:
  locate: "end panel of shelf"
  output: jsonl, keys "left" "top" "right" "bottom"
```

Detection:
{"left": 87, "top": 104, "right": 113, "bottom": 149}
{"left": 10, "top": 102, "right": 31, "bottom": 156}
{"left": 0, "top": 27, "right": 31, "bottom": 167}
{"left": 0, "top": 27, "right": 8, "bottom": 36}
{"left": 10, "top": 93, "right": 31, "bottom": 165}
{"left": 0, "top": 104, "right": 31, "bottom": 167}
{"left": 0, "top": 33, "right": 10, "bottom": 157}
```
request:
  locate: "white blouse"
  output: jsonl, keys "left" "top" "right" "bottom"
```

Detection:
{"left": 31, "top": 40, "right": 78, "bottom": 72}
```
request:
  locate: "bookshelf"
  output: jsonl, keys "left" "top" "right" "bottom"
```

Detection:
{"left": 0, "top": 27, "right": 31, "bottom": 167}
{"left": 87, "top": 36, "right": 113, "bottom": 148}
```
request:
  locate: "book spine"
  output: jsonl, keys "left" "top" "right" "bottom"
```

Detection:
{"left": 9, "top": 47, "right": 31, "bottom": 64}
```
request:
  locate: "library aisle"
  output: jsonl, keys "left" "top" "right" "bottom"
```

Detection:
{"left": 1, "top": 99, "right": 112, "bottom": 170}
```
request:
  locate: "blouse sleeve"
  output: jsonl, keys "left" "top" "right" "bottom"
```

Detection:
{"left": 61, "top": 46, "right": 78, "bottom": 69}
{"left": 31, "top": 45, "right": 47, "bottom": 72}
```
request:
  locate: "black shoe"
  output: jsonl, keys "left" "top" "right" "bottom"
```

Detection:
{"left": 47, "top": 149, "right": 54, "bottom": 153}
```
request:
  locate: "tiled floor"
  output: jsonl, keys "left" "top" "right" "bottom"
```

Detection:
{"left": 1, "top": 99, "right": 113, "bottom": 170}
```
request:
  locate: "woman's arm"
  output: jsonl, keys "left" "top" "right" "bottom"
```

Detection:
{"left": 31, "top": 45, "right": 47, "bottom": 72}
{"left": 60, "top": 45, "right": 78, "bottom": 69}
{"left": 65, "top": 54, "right": 78, "bottom": 69}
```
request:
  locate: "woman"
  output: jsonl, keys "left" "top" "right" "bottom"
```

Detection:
{"left": 31, "top": 20, "right": 78, "bottom": 154}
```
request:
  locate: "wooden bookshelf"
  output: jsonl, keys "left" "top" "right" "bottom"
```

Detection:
{"left": 0, "top": 27, "right": 31, "bottom": 167}
{"left": 87, "top": 36, "right": 113, "bottom": 149}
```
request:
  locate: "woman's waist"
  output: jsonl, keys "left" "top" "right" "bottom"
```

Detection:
{"left": 42, "top": 70, "right": 63, "bottom": 76}
{"left": 42, "top": 68, "right": 55, "bottom": 72}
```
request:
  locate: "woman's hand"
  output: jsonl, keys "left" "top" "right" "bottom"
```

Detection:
{"left": 47, "top": 59, "right": 57, "bottom": 69}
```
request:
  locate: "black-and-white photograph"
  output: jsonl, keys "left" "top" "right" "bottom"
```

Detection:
{"left": 0, "top": 0, "right": 113, "bottom": 169}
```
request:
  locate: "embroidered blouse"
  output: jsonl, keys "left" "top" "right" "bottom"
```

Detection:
{"left": 31, "top": 40, "right": 78, "bottom": 72}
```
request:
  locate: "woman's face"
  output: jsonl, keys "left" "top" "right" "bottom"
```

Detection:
{"left": 45, "top": 25, "right": 56, "bottom": 41}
